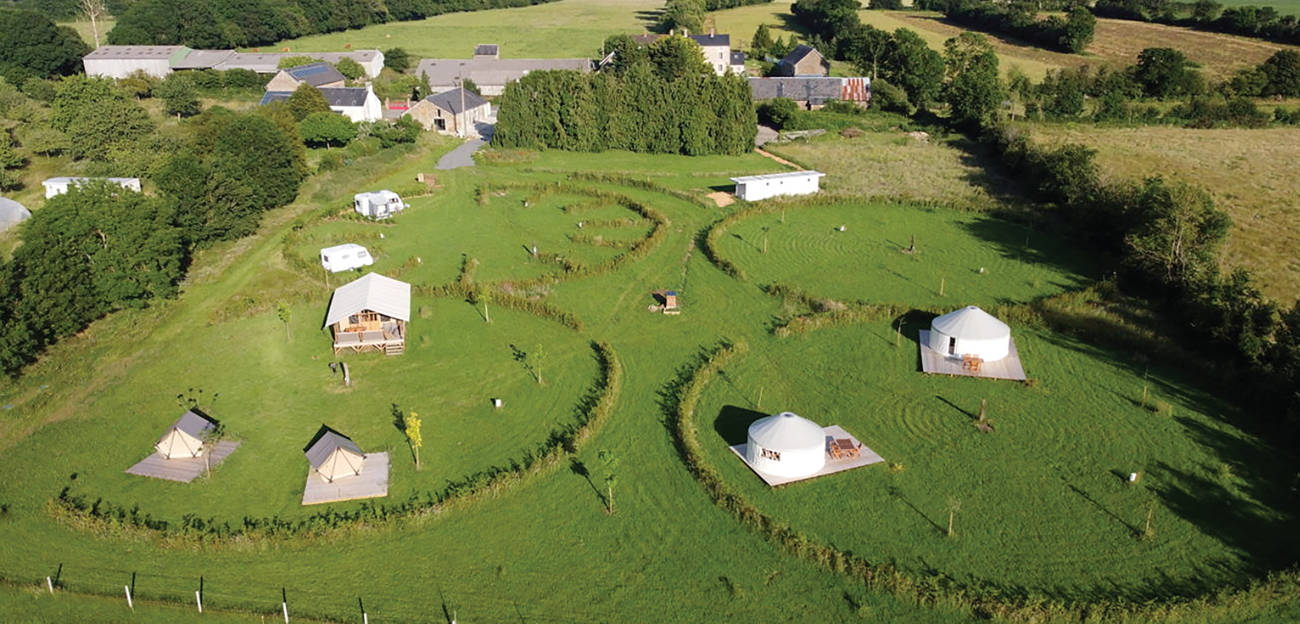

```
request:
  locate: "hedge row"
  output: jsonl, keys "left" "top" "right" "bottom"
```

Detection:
{"left": 52, "top": 340, "right": 621, "bottom": 546}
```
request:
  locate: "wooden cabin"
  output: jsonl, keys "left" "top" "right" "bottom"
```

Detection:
{"left": 324, "top": 273, "right": 411, "bottom": 355}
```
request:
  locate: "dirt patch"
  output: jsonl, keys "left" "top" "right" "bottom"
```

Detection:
{"left": 755, "top": 148, "right": 800, "bottom": 169}
{"left": 707, "top": 191, "right": 735, "bottom": 207}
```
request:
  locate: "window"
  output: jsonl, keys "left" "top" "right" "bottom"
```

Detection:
{"left": 761, "top": 448, "right": 782, "bottom": 461}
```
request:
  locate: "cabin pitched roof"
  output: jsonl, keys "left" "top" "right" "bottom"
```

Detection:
{"left": 324, "top": 273, "right": 411, "bottom": 327}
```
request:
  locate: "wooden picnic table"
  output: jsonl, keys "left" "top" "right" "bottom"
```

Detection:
{"left": 829, "top": 438, "right": 860, "bottom": 460}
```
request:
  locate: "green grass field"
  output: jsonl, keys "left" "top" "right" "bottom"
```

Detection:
{"left": 0, "top": 120, "right": 1296, "bottom": 621}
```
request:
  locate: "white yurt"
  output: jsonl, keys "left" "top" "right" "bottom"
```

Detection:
{"left": 0, "top": 197, "right": 30, "bottom": 233}
{"left": 155, "top": 409, "right": 217, "bottom": 459}
{"left": 304, "top": 427, "right": 366, "bottom": 483}
{"left": 928, "top": 306, "right": 1011, "bottom": 362}
{"left": 745, "top": 412, "right": 827, "bottom": 478}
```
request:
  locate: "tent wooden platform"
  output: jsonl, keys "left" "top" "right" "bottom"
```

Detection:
{"left": 125, "top": 441, "right": 241, "bottom": 483}
{"left": 918, "top": 330, "right": 1027, "bottom": 381}
{"left": 302, "top": 452, "right": 389, "bottom": 505}
{"left": 729, "top": 425, "right": 884, "bottom": 487}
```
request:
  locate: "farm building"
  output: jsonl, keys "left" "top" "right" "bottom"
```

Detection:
{"left": 154, "top": 409, "right": 218, "bottom": 460}
{"left": 42, "top": 177, "right": 141, "bottom": 199}
{"left": 730, "top": 171, "right": 825, "bottom": 201}
{"left": 632, "top": 32, "right": 746, "bottom": 75}
{"left": 303, "top": 426, "right": 365, "bottom": 483}
{"left": 745, "top": 412, "right": 827, "bottom": 479}
{"left": 927, "top": 306, "right": 1012, "bottom": 362}
{"left": 264, "top": 62, "right": 346, "bottom": 92}
{"left": 83, "top": 46, "right": 384, "bottom": 79}
{"left": 748, "top": 77, "right": 870, "bottom": 109}
{"left": 406, "top": 87, "right": 491, "bottom": 136}
{"left": 774, "top": 45, "right": 829, "bottom": 77}
{"left": 0, "top": 198, "right": 30, "bottom": 233}
{"left": 320, "top": 243, "right": 374, "bottom": 273}
{"left": 324, "top": 273, "right": 411, "bottom": 355}
{"left": 415, "top": 46, "right": 592, "bottom": 96}
{"left": 353, "top": 190, "right": 407, "bottom": 219}
{"left": 261, "top": 86, "right": 382, "bottom": 122}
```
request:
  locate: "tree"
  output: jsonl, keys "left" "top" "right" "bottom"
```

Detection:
{"left": 1261, "top": 50, "right": 1300, "bottom": 97}
{"left": 1134, "top": 48, "right": 1197, "bottom": 99}
{"left": 531, "top": 343, "right": 546, "bottom": 385}
{"left": 50, "top": 76, "right": 154, "bottom": 160}
{"left": 884, "top": 28, "right": 944, "bottom": 108}
{"left": 277, "top": 56, "right": 321, "bottom": 70}
{"left": 751, "top": 23, "right": 775, "bottom": 56}
{"left": 757, "top": 97, "right": 800, "bottom": 129}
{"left": 285, "top": 83, "right": 331, "bottom": 121}
{"left": 156, "top": 73, "right": 201, "bottom": 118}
{"left": 334, "top": 58, "right": 365, "bottom": 81}
{"left": 80, "top": 0, "right": 107, "bottom": 47}
{"left": 841, "top": 24, "right": 891, "bottom": 79}
{"left": 869, "top": 78, "right": 910, "bottom": 113}
{"left": 1060, "top": 8, "right": 1096, "bottom": 53}
{"left": 108, "top": 0, "right": 229, "bottom": 49}
{"left": 383, "top": 47, "right": 412, "bottom": 73}
{"left": 17, "top": 126, "right": 68, "bottom": 156}
{"left": 1125, "top": 178, "right": 1231, "bottom": 288}
{"left": 661, "top": 0, "right": 706, "bottom": 34}
{"left": 299, "top": 112, "right": 357, "bottom": 148}
{"left": 0, "top": 133, "right": 26, "bottom": 170}
{"left": 601, "top": 34, "right": 648, "bottom": 75}
{"left": 648, "top": 35, "right": 712, "bottom": 80}
{"left": 944, "top": 34, "right": 1004, "bottom": 128}
{"left": 403, "top": 410, "right": 423, "bottom": 470}
{"left": 946, "top": 497, "right": 960, "bottom": 537}
{"left": 598, "top": 449, "right": 618, "bottom": 514}
{"left": 276, "top": 302, "right": 291, "bottom": 341}
{"left": 0, "top": 10, "right": 90, "bottom": 83}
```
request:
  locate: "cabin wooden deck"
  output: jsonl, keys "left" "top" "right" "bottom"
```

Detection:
{"left": 917, "top": 330, "right": 1027, "bottom": 381}
{"left": 302, "top": 452, "right": 390, "bottom": 505}
{"left": 729, "top": 425, "right": 884, "bottom": 487}
{"left": 125, "top": 441, "right": 241, "bottom": 483}
{"left": 333, "top": 327, "right": 405, "bottom": 355}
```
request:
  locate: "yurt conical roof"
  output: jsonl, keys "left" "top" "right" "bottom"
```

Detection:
{"left": 748, "top": 412, "right": 824, "bottom": 449}
{"left": 931, "top": 306, "right": 1010, "bottom": 340}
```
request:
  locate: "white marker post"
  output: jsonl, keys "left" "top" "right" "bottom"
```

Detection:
{"left": 195, "top": 590, "right": 203, "bottom": 613}
{"left": 124, "top": 585, "right": 133, "bottom": 611}
{"left": 46, "top": 576, "right": 54, "bottom": 594}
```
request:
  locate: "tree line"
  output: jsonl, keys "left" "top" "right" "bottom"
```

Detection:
{"left": 0, "top": 9, "right": 89, "bottom": 85}
{"left": 931, "top": 0, "right": 1096, "bottom": 54}
{"left": 1093, "top": 0, "right": 1300, "bottom": 47}
{"left": 660, "top": 0, "right": 772, "bottom": 34}
{"left": 106, "top": 0, "right": 563, "bottom": 49}
{"left": 493, "top": 35, "right": 756, "bottom": 156}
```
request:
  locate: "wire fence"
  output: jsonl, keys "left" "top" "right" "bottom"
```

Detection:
{"left": 2, "top": 561, "right": 617, "bottom": 623}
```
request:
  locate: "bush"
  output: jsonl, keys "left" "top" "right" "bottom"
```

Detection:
{"left": 868, "top": 79, "right": 911, "bottom": 114}
{"left": 757, "top": 97, "right": 800, "bottom": 129}
{"left": 384, "top": 47, "right": 412, "bottom": 73}
{"left": 335, "top": 58, "right": 365, "bottom": 81}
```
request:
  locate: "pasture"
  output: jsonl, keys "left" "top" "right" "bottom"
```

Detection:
{"left": 0, "top": 123, "right": 1294, "bottom": 622}
{"left": 1023, "top": 123, "right": 1300, "bottom": 302}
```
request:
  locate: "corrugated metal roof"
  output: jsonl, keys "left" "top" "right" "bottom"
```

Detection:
{"left": 730, "top": 171, "right": 825, "bottom": 183}
{"left": 84, "top": 45, "right": 189, "bottom": 60}
{"left": 172, "top": 49, "right": 235, "bottom": 69}
{"left": 324, "top": 273, "right": 411, "bottom": 327}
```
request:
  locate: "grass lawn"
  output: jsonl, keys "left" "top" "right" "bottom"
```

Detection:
{"left": 0, "top": 126, "right": 1293, "bottom": 622}
{"left": 713, "top": 200, "right": 1094, "bottom": 307}
{"left": 1022, "top": 123, "right": 1300, "bottom": 303}
{"left": 693, "top": 320, "right": 1300, "bottom": 600}
{"left": 268, "top": 0, "right": 661, "bottom": 59}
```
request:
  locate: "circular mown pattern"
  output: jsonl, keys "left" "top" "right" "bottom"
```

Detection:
{"left": 0, "top": 297, "right": 600, "bottom": 524}
{"left": 693, "top": 322, "right": 1300, "bottom": 601}
{"left": 714, "top": 201, "right": 1094, "bottom": 306}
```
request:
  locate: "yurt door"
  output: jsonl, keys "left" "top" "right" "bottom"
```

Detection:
{"left": 948, "top": 337, "right": 956, "bottom": 355}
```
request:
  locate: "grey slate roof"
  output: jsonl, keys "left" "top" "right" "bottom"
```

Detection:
{"left": 171, "top": 409, "right": 218, "bottom": 438}
{"left": 416, "top": 57, "right": 592, "bottom": 89}
{"left": 286, "top": 62, "right": 345, "bottom": 86}
{"left": 748, "top": 77, "right": 844, "bottom": 103}
{"left": 474, "top": 44, "right": 499, "bottom": 56}
{"left": 424, "top": 88, "right": 489, "bottom": 114}
{"left": 83, "top": 45, "right": 188, "bottom": 60}
{"left": 731, "top": 50, "right": 746, "bottom": 66}
{"left": 688, "top": 33, "right": 730, "bottom": 47}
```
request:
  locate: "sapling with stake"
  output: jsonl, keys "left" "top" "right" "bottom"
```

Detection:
{"left": 598, "top": 449, "right": 618, "bottom": 514}
{"left": 946, "top": 497, "right": 960, "bottom": 537}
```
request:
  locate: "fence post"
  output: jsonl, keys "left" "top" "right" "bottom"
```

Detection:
{"left": 197, "top": 576, "right": 204, "bottom": 613}
{"left": 45, "top": 576, "right": 54, "bottom": 594}
{"left": 359, "top": 596, "right": 367, "bottom": 624}
{"left": 282, "top": 587, "right": 289, "bottom": 623}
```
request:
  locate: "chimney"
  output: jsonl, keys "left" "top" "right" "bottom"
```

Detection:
{"left": 710, "top": 27, "right": 715, "bottom": 36}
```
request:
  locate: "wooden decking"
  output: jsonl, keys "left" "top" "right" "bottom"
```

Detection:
{"left": 729, "top": 425, "right": 884, "bottom": 487}
{"left": 333, "top": 328, "right": 405, "bottom": 355}
{"left": 302, "top": 452, "right": 390, "bottom": 505}
{"left": 917, "top": 330, "right": 1027, "bottom": 381}
{"left": 125, "top": 441, "right": 241, "bottom": 483}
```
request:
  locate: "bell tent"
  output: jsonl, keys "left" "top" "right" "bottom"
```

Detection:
{"left": 927, "top": 306, "right": 1012, "bottom": 362}
{"left": 745, "top": 412, "right": 827, "bottom": 478}
{"left": 304, "top": 426, "right": 366, "bottom": 483}
{"left": 155, "top": 409, "right": 218, "bottom": 459}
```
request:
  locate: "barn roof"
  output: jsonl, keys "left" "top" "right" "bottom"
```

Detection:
{"left": 324, "top": 273, "right": 411, "bottom": 327}
{"left": 84, "top": 45, "right": 189, "bottom": 61}
{"left": 747, "top": 77, "right": 843, "bottom": 102}
{"left": 172, "top": 49, "right": 235, "bottom": 69}
{"left": 415, "top": 57, "right": 592, "bottom": 89}
{"left": 424, "top": 87, "right": 489, "bottom": 114}
{"left": 730, "top": 171, "right": 825, "bottom": 183}
{"left": 780, "top": 44, "right": 819, "bottom": 66}
{"left": 285, "top": 62, "right": 345, "bottom": 87}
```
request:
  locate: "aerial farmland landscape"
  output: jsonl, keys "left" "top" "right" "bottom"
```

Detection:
{"left": 1, "top": 0, "right": 1300, "bottom": 621}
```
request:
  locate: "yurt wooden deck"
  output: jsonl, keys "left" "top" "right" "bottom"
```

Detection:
{"left": 730, "top": 423, "right": 884, "bottom": 487}
{"left": 918, "top": 330, "right": 1027, "bottom": 381}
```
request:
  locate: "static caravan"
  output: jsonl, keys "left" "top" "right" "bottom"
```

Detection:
{"left": 320, "top": 243, "right": 374, "bottom": 273}
{"left": 353, "top": 190, "right": 407, "bottom": 219}
{"left": 730, "top": 171, "right": 825, "bottom": 202}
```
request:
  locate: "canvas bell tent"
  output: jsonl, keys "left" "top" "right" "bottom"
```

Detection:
{"left": 928, "top": 306, "right": 1012, "bottom": 362}
{"left": 155, "top": 409, "right": 218, "bottom": 459}
{"left": 324, "top": 273, "right": 411, "bottom": 355}
{"left": 304, "top": 425, "right": 366, "bottom": 483}
{"left": 745, "top": 412, "right": 827, "bottom": 478}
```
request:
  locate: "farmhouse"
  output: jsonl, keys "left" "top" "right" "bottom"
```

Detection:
{"left": 154, "top": 409, "right": 217, "bottom": 460}
{"left": 324, "top": 273, "right": 410, "bottom": 355}
{"left": 83, "top": 46, "right": 385, "bottom": 79}
{"left": 353, "top": 190, "right": 407, "bottom": 219}
{"left": 42, "top": 177, "right": 141, "bottom": 199}
{"left": 415, "top": 46, "right": 593, "bottom": 96}
{"left": 632, "top": 32, "right": 746, "bottom": 75}
{"left": 406, "top": 87, "right": 491, "bottom": 136}
{"left": 264, "top": 62, "right": 346, "bottom": 92}
{"left": 748, "top": 77, "right": 870, "bottom": 109}
{"left": 0, "top": 197, "right": 30, "bottom": 233}
{"left": 774, "top": 45, "right": 829, "bottom": 77}
{"left": 730, "top": 171, "right": 826, "bottom": 202}
{"left": 260, "top": 86, "right": 382, "bottom": 122}
{"left": 320, "top": 243, "right": 374, "bottom": 273}
{"left": 304, "top": 426, "right": 366, "bottom": 483}
{"left": 745, "top": 412, "right": 826, "bottom": 479}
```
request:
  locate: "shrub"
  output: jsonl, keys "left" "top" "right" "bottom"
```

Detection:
{"left": 869, "top": 78, "right": 911, "bottom": 114}
{"left": 757, "top": 97, "right": 800, "bottom": 129}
